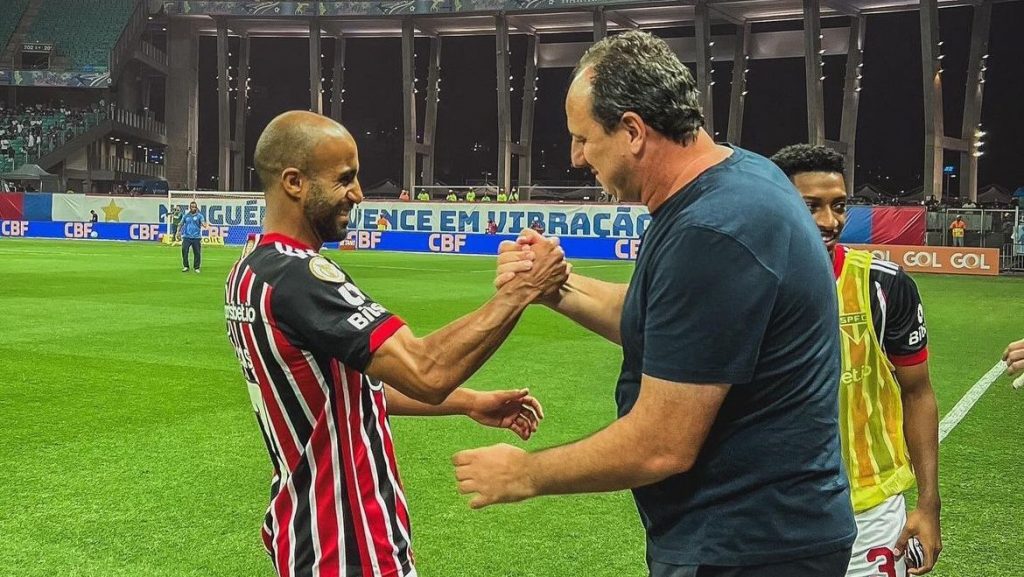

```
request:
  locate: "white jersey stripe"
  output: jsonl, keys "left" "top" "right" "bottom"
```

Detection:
{"left": 339, "top": 369, "right": 384, "bottom": 577}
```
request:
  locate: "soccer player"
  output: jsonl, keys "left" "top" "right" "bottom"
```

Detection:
{"left": 177, "top": 201, "right": 208, "bottom": 272}
{"left": 455, "top": 31, "right": 855, "bottom": 577}
{"left": 224, "top": 110, "right": 565, "bottom": 577}
{"left": 771, "top": 144, "right": 942, "bottom": 576}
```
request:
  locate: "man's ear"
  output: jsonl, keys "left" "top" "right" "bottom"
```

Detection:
{"left": 621, "top": 111, "right": 646, "bottom": 155}
{"left": 281, "top": 168, "right": 303, "bottom": 200}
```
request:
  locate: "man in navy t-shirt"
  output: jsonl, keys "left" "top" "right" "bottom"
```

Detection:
{"left": 454, "top": 31, "right": 855, "bottom": 577}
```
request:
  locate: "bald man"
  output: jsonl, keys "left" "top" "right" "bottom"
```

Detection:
{"left": 224, "top": 111, "right": 566, "bottom": 577}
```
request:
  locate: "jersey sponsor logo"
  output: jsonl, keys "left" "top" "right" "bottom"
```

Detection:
{"left": 841, "top": 365, "right": 874, "bottom": 385}
{"left": 347, "top": 302, "right": 388, "bottom": 330}
{"left": 225, "top": 303, "right": 257, "bottom": 323}
{"left": 309, "top": 256, "right": 347, "bottom": 283}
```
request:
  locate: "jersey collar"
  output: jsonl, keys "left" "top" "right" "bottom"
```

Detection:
{"left": 259, "top": 232, "right": 314, "bottom": 251}
{"left": 831, "top": 244, "right": 847, "bottom": 280}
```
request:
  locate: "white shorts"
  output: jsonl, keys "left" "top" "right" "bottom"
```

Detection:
{"left": 846, "top": 494, "right": 907, "bottom": 577}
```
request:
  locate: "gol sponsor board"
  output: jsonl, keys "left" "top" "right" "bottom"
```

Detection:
{"left": 850, "top": 244, "right": 1000, "bottom": 276}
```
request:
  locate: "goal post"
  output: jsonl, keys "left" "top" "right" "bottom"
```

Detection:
{"left": 165, "top": 190, "right": 266, "bottom": 246}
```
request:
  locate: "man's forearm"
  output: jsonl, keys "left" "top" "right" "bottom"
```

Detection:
{"left": 903, "top": 386, "right": 941, "bottom": 509}
{"left": 386, "top": 385, "right": 473, "bottom": 417}
{"left": 547, "top": 273, "right": 628, "bottom": 345}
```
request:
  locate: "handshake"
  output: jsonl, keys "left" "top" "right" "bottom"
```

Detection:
{"left": 493, "top": 228, "right": 574, "bottom": 305}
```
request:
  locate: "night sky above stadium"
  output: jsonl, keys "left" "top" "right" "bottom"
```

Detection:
{"left": 195, "top": 3, "right": 1024, "bottom": 196}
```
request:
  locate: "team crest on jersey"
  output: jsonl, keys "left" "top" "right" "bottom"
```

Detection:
{"left": 839, "top": 312, "right": 871, "bottom": 345}
{"left": 309, "top": 256, "right": 346, "bottom": 283}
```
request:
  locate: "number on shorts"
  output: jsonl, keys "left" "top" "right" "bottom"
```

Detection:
{"left": 866, "top": 547, "right": 897, "bottom": 577}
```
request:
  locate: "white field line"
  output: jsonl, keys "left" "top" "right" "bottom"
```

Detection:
{"left": 939, "top": 361, "right": 1009, "bottom": 443}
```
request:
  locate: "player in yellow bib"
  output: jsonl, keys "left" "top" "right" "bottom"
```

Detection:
{"left": 772, "top": 145, "right": 942, "bottom": 577}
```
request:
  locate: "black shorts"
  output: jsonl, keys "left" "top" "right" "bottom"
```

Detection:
{"left": 649, "top": 548, "right": 852, "bottom": 577}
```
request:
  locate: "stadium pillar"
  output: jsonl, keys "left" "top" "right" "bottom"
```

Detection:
{"left": 920, "top": 0, "right": 945, "bottom": 203}
{"left": 803, "top": 0, "right": 825, "bottom": 146}
{"left": 840, "top": 15, "right": 865, "bottom": 195}
{"left": 694, "top": 1, "right": 714, "bottom": 138}
{"left": 518, "top": 34, "right": 539, "bottom": 190}
{"left": 727, "top": 21, "right": 750, "bottom": 146}
{"left": 165, "top": 18, "right": 199, "bottom": 190}
{"left": 496, "top": 14, "right": 513, "bottom": 197}
{"left": 401, "top": 19, "right": 417, "bottom": 193}
{"left": 960, "top": 0, "right": 991, "bottom": 203}
{"left": 216, "top": 22, "right": 232, "bottom": 191}
{"left": 309, "top": 18, "right": 323, "bottom": 114}
{"left": 593, "top": 6, "right": 607, "bottom": 42}
{"left": 234, "top": 34, "right": 250, "bottom": 191}
{"left": 421, "top": 37, "right": 441, "bottom": 186}
{"left": 330, "top": 35, "right": 346, "bottom": 122}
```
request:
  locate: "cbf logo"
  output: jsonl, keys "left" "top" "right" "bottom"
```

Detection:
{"left": 839, "top": 312, "right": 870, "bottom": 345}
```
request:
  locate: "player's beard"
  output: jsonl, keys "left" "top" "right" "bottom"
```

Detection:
{"left": 304, "top": 180, "right": 349, "bottom": 243}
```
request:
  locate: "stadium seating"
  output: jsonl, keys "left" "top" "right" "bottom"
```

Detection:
{"left": 24, "top": 0, "right": 135, "bottom": 69}
{"left": 0, "top": 104, "right": 107, "bottom": 173}
{"left": 0, "top": 0, "right": 31, "bottom": 53}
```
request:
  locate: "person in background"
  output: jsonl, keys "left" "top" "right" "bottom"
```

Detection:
{"left": 399, "top": 189, "right": 410, "bottom": 201}
{"left": 481, "top": 192, "right": 492, "bottom": 202}
{"left": 176, "top": 201, "right": 209, "bottom": 273}
{"left": 497, "top": 188, "right": 509, "bottom": 203}
{"left": 465, "top": 189, "right": 477, "bottom": 203}
{"left": 90, "top": 210, "right": 98, "bottom": 224}
{"left": 950, "top": 216, "right": 967, "bottom": 247}
{"left": 417, "top": 189, "right": 430, "bottom": 202}
{"left": 509, "top": 188, "right": 519, "bottom": 202}
{"left": 446, "top": 189, "right": 458, "bottom": 202}
{"left": 376, "top": 214, "right": 391, "bottom": 231}
{"left": 772, "top": 144, "right": 942, "bottom": 577}
{"left": 486, "top": 218, "right": 498, "bottom": 235}
{"left": 529, "top": 219, "right": 544, "bottom": 234}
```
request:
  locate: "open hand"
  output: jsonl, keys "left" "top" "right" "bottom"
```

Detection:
{"left": 465, "top": 388, "right": 544, "bottom": 441}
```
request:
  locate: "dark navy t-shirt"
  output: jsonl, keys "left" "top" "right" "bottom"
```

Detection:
{"left": 619, "top": 147, "right": 856, "bottom": 567}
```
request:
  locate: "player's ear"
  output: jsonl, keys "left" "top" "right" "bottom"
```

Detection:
{"left": 281, "top": 168, "right": 303, "bottom": 200}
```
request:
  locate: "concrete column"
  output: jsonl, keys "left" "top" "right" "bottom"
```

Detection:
{"left": 330, "top": 36, "right": 346, "bottom": 122}
{"left": 309, "top": 18, "right": 322, "bottom": 113}
{"left": 234, "top": 34, "right": 250, "bottom": 190}
{"left": 164, "top": 18, "right": 199, "bottom": 190}
{"left": 920, "top": 0, "right": 944, "bottom": 202}
{"left": 518, "top": 34, "right": 539, "bottom": 188}
{"left": 840, "top": 16, "right": 865, "bottom": 195}
{"left": 401, "top": 19, "right": 417, "bottom": 191}
{"left": 216, "top": 22, "right": 232, "bottom": 190}
{"left": 694, "top": 0, "right": 714, "bottom": 137}
{"left": 593, "top": 6, "right": 607, "bottom": 42}
{"left": 727, "top": 21, "right": 750, "bottom": 145}
{"left": 421, "top": 37, "right": 441, "bottom": 186}
{"left": 496, "top": 14, "right": 512, "bottom": 195}
{"left": 959, "top": 0, "right": 991, "bottom": 202}
{"left": 803, "top": 0, "right": 825, "bottom": 146}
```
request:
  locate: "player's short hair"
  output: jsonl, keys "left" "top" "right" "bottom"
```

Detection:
{"left": 770, "top": 144, "right": 846, "bottom": 178}
{"left": 573, "top": 30, "right": 704, "bottom": 145}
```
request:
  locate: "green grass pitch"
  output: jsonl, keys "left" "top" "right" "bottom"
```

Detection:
{"left": 1, "top": 238, "right": 1022, "bottom": 576}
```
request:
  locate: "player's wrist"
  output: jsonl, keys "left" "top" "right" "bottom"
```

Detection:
{"left": 915, "top": 495, "right": 941, "bottom": 514}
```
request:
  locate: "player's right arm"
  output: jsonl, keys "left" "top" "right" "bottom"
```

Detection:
{"left": 496, "top": 230, "right": 627, "bottom": 345}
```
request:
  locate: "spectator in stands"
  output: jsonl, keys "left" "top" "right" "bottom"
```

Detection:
{"left": 446, "top": 189, "right": 458, "bottom": 202}
{"left": 465, "top": 189, "right": 477, "bottom": 202}
{"left": 509, "top": 188, "right": 519, "bottom": 202}
{"left": 530, "top": 219, "right": 544, "bottom": 234}
{"left": 486, "top": 218, "right": 498, "bottom": 235}
{"left": 399, "top": 189, "right": 411, "bottom": 201}
{"left": 481, "top": 192, "right": 492, "bottom": 202}
{"left": 376, "top": 214, "right": 391, "bottom": 231}
{"left": 950, "top": 216, "right": 967, "bottom": 247}
{"left": 417, "top": 189, "right": 430, "bottom": 202}
{"left": 1002, "top": 218, "right": 1015, "bottom": 245}
{"left": 497, "top": 189, "right": 508, "bottom": 202}
{"left": 90, "top": 210, "right": 98, "bottom": 223}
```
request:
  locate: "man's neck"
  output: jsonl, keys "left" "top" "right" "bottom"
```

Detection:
{"left": 262, "top": 213, "right": 323, "bottom": 251}
{"left": 641, "top": 128, "right": 732, "bottom": 214}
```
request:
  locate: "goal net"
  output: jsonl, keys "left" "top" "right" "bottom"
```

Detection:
{"left": 165, "top": 190, "right": 265, "bottom": 246}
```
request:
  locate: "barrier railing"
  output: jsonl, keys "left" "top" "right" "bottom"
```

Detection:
{"left": 102, "top": 156, "right": 166, "bottom": 178}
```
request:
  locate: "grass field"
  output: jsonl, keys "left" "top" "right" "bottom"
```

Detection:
{"left": 1, "top": 238, "right": 1022, "bottom": 577}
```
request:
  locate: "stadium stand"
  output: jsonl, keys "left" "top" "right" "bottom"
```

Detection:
{"left": 0, "top": 103, "right": 107, "bottom": 173}
{"left": 0, "top": 0, "right": 32, "bottom": 53}
{"left": 24, "top": 0, "right": 136, "bottom": 70}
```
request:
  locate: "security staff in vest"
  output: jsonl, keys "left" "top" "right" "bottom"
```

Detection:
{"left": 772, "top": 144, "right": 941, "bottom": 577}
{"left": 177, "top": 201, "right": 209, "bottom": 273}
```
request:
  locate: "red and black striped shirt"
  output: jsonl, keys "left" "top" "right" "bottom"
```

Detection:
{"left": 224, "top": 233, "right": 414, "bottom": 577}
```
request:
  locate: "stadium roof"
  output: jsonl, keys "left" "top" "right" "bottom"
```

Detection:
{"left": 164, "top": 0, "right": 1006, "bottom": 38}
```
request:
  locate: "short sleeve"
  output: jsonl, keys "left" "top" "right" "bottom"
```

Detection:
{"left": 882, "top": 269, "right": 928, "bottom": 366}
{"left": 643, "top": 226, "right": 780, "bottom": 384}
{"left": 271, "top": 257, "right": 405, "bottom": 371}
